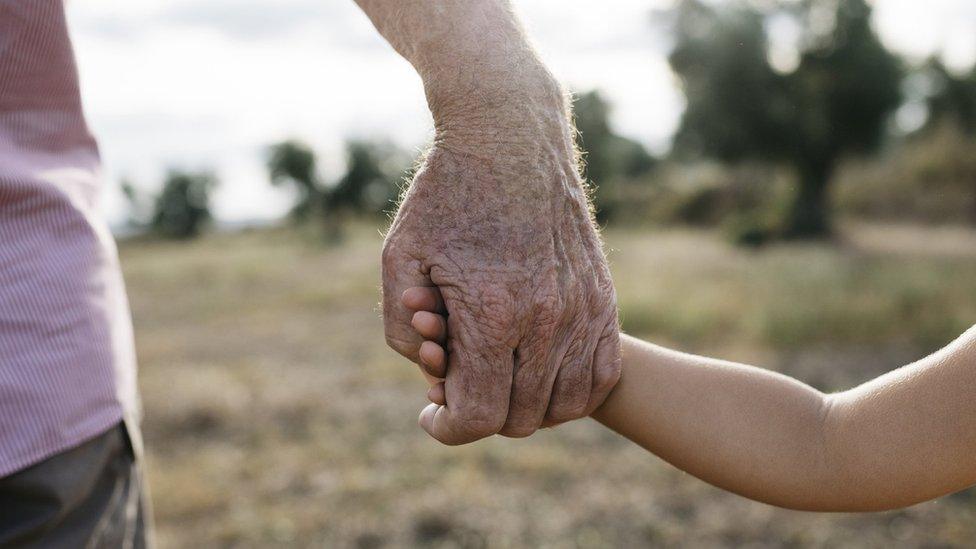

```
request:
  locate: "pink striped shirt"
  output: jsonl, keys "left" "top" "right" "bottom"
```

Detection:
{"left": 0, "top": 0, "right": 138, "bottom": 477}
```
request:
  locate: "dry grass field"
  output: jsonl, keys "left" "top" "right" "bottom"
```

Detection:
{"left": 120, "top": 223, "right": 976, "bottom": 548}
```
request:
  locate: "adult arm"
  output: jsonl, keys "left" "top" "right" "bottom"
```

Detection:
{"left": 355, "top": 0, "right": 621, "bottom": 444}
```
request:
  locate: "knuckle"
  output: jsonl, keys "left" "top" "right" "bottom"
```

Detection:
{"left": 590, "top": 319, "right": 622, "bottom": 396}
{"left": 499, "top": 421, "right": 537, "bottom": 439}
{"left": 545, "top": 341, "right": 595, "bottom": 423}
{"left": 451, "top": 402, "right": 506, "bottom": 440}
{"left": 592, "top": 355, "right": 622, "bottom": 395}
{"left": 546, "top": 392, "right": 589, "bottom": 423}
{"left": 455, "top": 417, "right": 504, "bottom": 441}
{"left": 503, "top": 390, "right": 546, "bottom": 436}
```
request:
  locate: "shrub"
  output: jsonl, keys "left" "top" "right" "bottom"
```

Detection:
{"left": 149, "top": 170, "right": 217, "bottom": 239}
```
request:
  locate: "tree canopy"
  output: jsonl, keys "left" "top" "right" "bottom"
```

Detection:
{"left": 573, "top": 90, "right": 656, "bottom": 221}
{"left": 668, "top": 0, "right": 903, "bottom": 238}
{"left": 150, "top": 170, "right": 216, "bottom": 239}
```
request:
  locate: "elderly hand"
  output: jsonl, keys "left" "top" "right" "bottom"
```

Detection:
{"left": 382, "top": 66, "right": 621, "bottom": 444}
{"left": 355, "top": 0, "right": 621, "bottom": 444}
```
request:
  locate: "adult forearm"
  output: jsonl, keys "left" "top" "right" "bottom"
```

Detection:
{"left": 353, "top": 0, "right": 569, "bottom": 152}
{"left": 354, "top": 1, "right": 536, "bottom": 80}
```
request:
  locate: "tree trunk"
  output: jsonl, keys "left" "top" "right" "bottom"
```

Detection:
{"left": 784, "top": 161, "right": 833, "bottom": 239}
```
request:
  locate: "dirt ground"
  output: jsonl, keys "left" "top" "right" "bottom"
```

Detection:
{"left": 121, "top": 224, "right": 976, "bottom": 548}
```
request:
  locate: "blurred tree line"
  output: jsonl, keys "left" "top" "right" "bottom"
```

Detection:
{"left": 565, "top": 0, "right": 974, "bottom": 245}
{"left": 266, "top": 139, "right": 411, "bottom": 241}
{"left": 573, "top": 90, "right": 657, "bottom": 222}
{"left": 122, "top": 170, "right": 216, "bottom": 239}
{"left": 124, "top": 139, "right": 410, "bottom": 241}
{"left": 126, "top": 0, "right": 976, "bottom": 244}
{"left": 669, "top": 0, "right": 902, "bottom": 240}
{"left": 601, "top": 0, "right": 976, "bottom": 245}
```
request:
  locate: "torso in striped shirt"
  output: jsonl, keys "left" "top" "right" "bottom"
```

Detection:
{"left": 0, "top": 0, "right": 138, "bottom": 477}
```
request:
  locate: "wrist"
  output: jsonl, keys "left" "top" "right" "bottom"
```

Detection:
{"left": 358, "top": 1, "right": 571, "bottom": 146}
{"left": 424, "top": 53, "right": 567, "bottom": 130}
{"left": 422, "top": 62, "right": 579, "bottom": 183}
{"left": 403, "top": 7, "right": 569, "bottom": 146}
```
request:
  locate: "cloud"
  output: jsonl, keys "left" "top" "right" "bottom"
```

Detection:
{"left": 66, "top": 0, "right": 975, "bottom": 225}
{"left": 72, "top": 0, "right": 386, "bottom": 51}
{"left": 874, "top": 0, "right": 976, "bottom": 67}
{"left": 160, "top": 0, "right": 344, "bottom": 40}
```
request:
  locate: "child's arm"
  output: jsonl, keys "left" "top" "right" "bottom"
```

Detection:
{"left": 402, "top": 287, "right": 976, "bottom": 512}
{"left": 594, "top": 331, "right": 976, "bottom": 512}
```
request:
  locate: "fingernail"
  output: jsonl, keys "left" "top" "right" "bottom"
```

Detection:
{"left": 419, "top": 403, "right": 438, "bottom": 432}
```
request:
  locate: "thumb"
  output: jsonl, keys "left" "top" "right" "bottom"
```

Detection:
{"left": 418, "top": 283, "right": 515, "bottom": 445}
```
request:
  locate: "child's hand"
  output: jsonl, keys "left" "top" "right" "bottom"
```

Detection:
{"left": 401, "top": 286, "right": 448, "bottom": 406}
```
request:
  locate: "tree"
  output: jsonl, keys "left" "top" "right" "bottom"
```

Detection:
{"left": 267, "top": 140, "right": 324, "bottom": 221}
{"left": 268, "top": 139, "right": 409, "bottom": 221}
{"left": 668, "top": 0, "right": 903, "bottom": 238}
{"left": 919, "top": 60, "right": 976, "bottom": 135}
{"left": 573, "top": 90, "right": 656, "bottom": 221}
{"left": 266, "top": 138, "right": 411, "bottom": 242}
{"left": 150, "top": 170, "right": 216, "bottom": 239}
{"left": 331, "top": 140, "right": 409, "bottom": 217}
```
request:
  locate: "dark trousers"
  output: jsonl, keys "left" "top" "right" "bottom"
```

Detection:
{"left": 0, "top": 423, "right": 153, "bottom": 548}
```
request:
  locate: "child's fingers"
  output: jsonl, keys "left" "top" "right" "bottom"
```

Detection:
{"left": 401, "top": 286, "right": 446, "bottom": 313}
{"left": 403, "top": 287, "right": 448, "bottom": 379}
{"left": 411, "top": 311, "right": 447, "bottom": 343}
{"left": 419, "top": 340, "right": 447, "bottom": 378}
{"left": 419, "top": 368, "right": 442, "bottom": 387}
{"left": 427, "top": 382, "right": 446, "bottom": 405}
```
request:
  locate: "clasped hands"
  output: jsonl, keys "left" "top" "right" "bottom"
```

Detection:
{"left": 381, "top": 81, "right": 622, "bottom": 445}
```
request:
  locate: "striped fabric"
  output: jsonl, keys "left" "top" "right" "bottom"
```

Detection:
{"left": 0, "top": 0, "right": 138, "bottom": 477}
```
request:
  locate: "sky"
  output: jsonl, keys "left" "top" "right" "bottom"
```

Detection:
{"left": 64, "top": 0, "right": 976, "bottom": 225}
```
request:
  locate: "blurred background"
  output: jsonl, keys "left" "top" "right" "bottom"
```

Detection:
{"left": 68, "top": 0, "right": 976, "bottom": 546}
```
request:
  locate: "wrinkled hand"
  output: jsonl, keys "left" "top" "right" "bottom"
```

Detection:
{"left": 382, "top": 81, "right": 621, "bottom": 445}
